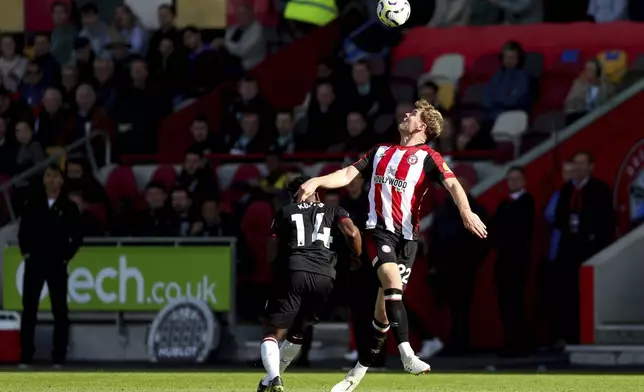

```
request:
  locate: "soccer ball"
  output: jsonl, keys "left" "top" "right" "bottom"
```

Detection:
{"left": 377, "top": 0, "right": 411, "bottom": 28}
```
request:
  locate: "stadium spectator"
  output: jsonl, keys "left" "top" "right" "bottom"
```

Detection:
{"left": 169, "top": 187, "right": 195, "bottom": 236}
{"left": 114, "top": 58, "right": 167, "bottom": 154}
{"left": 33, "top": 34, "right": 61, "bottom": 86}
{"left": 498, "top": 0, "right": 544, "bottom": 24}
{"left": 59, "top": 65, "right": 79, "bottom": 108}
{"left": 136, "top": 181, "right": 172, "bottom": 236}
{"left": 229, "top": 111, "right": 266, "bottom": 155}
{"left": 493, "top": 166, "right": 534, "bottom": 356}
{"left": 221, "top": 3, "right": 266, "bottom": 70}
{"left": 545, "top": 161, "right": 576, "bottom": 262}
{"left": 113, "top": 4, "right": 148, "bottom": 56}
{"left": 50, "top": 1, "right": 76, "bottom": 66}
{"left": 418, "top": 81, "right": 442, "bottom": 111}
{"left": 71, "top": 37, "right": 96, "bottom": 83}
{"left": 428, "top": 0, "right": 471, "bottom": 26}
{"left": 175, "top": 149, "right": 219, "bottom": 199}
{"left": 563, "top": 59, "right": 615, "bottom": 125}
{"left": 191, "top": 199, "right": 236, "bottom": 237}
{"left": 434, "top": 116, "right": 456, "bottom": 153}
{"left": 105, "top": 33, "right": 135, "bottom": 75}
{"left": 150, "top": 37, "right": 188, "bottom": 106}
{"left": 61, "top": 83, "right": 112, "bottom": 144}
{"left": 64, "top": 156, "right": 111, "bottom": 218}
{"left": 459, "top": 115, "right": 496, "bottom": 150}
{"left": 0, "top": 35, "right": 28, "bottom": 92}
{"left": 35, "top": 88, "right": 67, "bottom": 148}
{"left": 148, "top": 4, "right": 182, "bottom": 67}
{"left": 0, "top": 117, "right": 16, "bottom": 175}
{"left": 68, "top": 189, "right": 106, "bottom": 236}
{"left": 258, "top": 152, "right": 288, "bottom": 193}
{"left": 188, "top": 115, "right": 218, "bottom": 156}
{"left": 553, "top": 151, "right": 615, "bottom": 345}
{"left": 0, "top": 88, "right": 33, "bottom": 137}
{"left": 92, "top": 58, "right": 118, "bottom": 111}
{"left": 20, "top": 61, "right": 48, "bottom": 108}
{"left": 483, "top": 41, "right": 531, "bottom": 120}
{"left": 14, "top": 121, "right": 46, "bottom": 176}
{"left": 269, "top": 110, "right": 299, "bottom": 154}
{"left": 431, "top": 174, "right": 489, "bottom": 353}
{"left": 348, "top": 60, "right": 392, "bottom": 119}
{"left": 79, "top": 3, "right": 114, "bottom": 59}
{"left": 306, "top": 81, "right": 345, "bottom": 149}
{"left": 341, "top": 176, "right": 368, "bottom": 230}
{"left": 328, "top": 111, "right": 372, "bottom": 153}
{"left": 183, "top": 26, "right": 222, "bottom": 96}
{"left": 587, "top": 0, "right": 628, "bottom": 22}
{"left": 225, "top": 76, "right": 273, "bottom": 128}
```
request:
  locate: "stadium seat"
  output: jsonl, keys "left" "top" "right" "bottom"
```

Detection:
{"left": 540, "top": 75, "right": 574, "bottom": 109}
{"left": 470, "top": 53, "right": 499, "bottom": 76}
{"left": 391, "top": 56, "right": 424, "bottom": 81}
{"left": 520, "top": 131, "right": 551, "bottom": 155}
{"left": 532, "top": 111, "right": 565, "bottom": 133}
{"left": 524, "top": 52, "right": 544, "bottom": 79}
{"left": 85, "top": 202, "right": 107, "bottom": 227}
{"left": 104, "top": 166, "right": 140, "bottom": 209}
{"left": 491, "top": 110, "right": 529, "bottom": 157}
{"left": 428, "top": 53, "right": 465, "bottom": 82}
{"left": 150, "top": 165, "right": 177, "bottom": 192}
{"left": 452, "top": 163, "right": 478, "bottom": 185}
{"left": 461, "top": 83, "right": 485, "bottom": 108}
{"left": 436, "top": 81, "right": 455, "bottom": 110}
{"left": 374, "top": 114, "right": 394, "bottom": 135}
{"left": 233, "top": 164, "right": 262, "bottom": 183}
{"left": 552, "top": 50, "right": 584, "bottom": 75}
{"left": 390, "top": 81, "right": 416, "bottom": 103}
{"left": 597, "top": 50, "right": 628, "bottom": 84}
{"left": 495, "top": 141, "right": 516, "bottom": 162}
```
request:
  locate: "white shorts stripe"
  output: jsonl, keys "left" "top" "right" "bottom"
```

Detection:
{"left": 372, "top": 320, "right": 391, "bottom": 333}
{"left": 384, "top": 294, "right": 403, "bottom": 301}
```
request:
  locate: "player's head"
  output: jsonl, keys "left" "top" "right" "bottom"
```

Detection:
{"left": 288, "top": 176, "right": 317, "bottom": 203}
{"left": 398, "top": 98, "right": 443, "bottom": 143}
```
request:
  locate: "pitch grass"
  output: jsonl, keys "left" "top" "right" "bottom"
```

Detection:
{"left": 1, "top": 372, "right": 644, "bottom": 391}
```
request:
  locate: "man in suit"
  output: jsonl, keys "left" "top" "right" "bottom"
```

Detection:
{"left": 19, "top": 164, "right": 82, "bottom": 367}
{"left": 493, "top": 166, "right": 534, "bottom": 356}
{"left": 554, "top": 151, "right": 614, "bottom": 344}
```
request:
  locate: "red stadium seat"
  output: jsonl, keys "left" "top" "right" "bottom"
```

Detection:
{"left": 241, "top": 201, "right": 274, "bottom": 284}
{"left": 84, "top": 202, "right": 107, "bottom": 227}
{"left": 470, "top": 53, "right": 499, "bottom": 77}
{"left": 452, "top": 163, "right": 478, "bottom": 186}
{"left": 520, "top": 131, "right": 551, "bottom": 155}
{"left": 150, "top": 165, "right": 177, "bottom": 192}
{"left": 232, "top": 164, "right": 262, "bottom": 184}
{"left": 319, "top": 163, "right": 342, "bottom": 177}
{"left": 104, "top": 166, "right": 141, "bottom": 209}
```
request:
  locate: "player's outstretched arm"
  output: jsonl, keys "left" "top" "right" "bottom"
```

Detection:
{"left": 442, "top": 177, "right": 488, "bottom": 239}
{"left": 297, "top": 166, "right": 360, "bottom": 202}
{"left": 338, "top": 217, "right": 363, "bottom": 270}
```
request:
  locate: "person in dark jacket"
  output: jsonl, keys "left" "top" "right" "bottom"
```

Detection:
{"left": 553, "top": 151, "right": 614, "bottom": 345}
{"left": 493, "top": 166, "right": 534, "bottom": 356}
{"left": 18, "top": 164, "right": 82, "bottom": 366}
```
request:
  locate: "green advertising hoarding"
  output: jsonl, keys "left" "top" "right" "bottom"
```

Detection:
{"left": 2, "top": 246, "right": 231, "bottom": 311}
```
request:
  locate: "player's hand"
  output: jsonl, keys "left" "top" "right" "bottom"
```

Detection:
{"left": 461, "top": 210, "right": 488, "bottom": 239}
{"left": 296, "top": 178, "right": 319, "bottom": 202}
{"left": 349, "top": 255, "right": 362, "bottom": 271}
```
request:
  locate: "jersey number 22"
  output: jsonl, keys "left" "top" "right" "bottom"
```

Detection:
{"left": 291, "top": 213, "right": 331, "bottom": 248}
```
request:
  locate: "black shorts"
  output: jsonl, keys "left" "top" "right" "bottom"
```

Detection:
{"left": 364, "top": 228, "right": 418, "bottom": 287}
{"left": 264, "top": 271, "right": 334, "bottom": 331}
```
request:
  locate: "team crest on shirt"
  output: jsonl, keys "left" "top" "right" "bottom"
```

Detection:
{"left": 614, "top": 139, "right": 644, "bottom": 233}
{"left": 407, "top": 155, "right": 418, "bottom": 165}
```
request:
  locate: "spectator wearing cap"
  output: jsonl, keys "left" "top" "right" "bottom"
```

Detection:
{"left": 79, "top": 3, "right": 114, "bottom": 59}
{"left": 188, "top": 115, "right": 218, "bottom": 156}
{"left": 18, "top": 164, "right": 82, "bottom": 367}
{"left": 71, "top": 37, "right": 96, "bottom": 83}
{"left": 0, "top": 35, "right": 29, "bottom": 92}
{"left": 563, "top": 59, "right": 615, "bottom": 125}
{"left": 183, "top": 26, "right": 222, "bottom": 96}
{"left": 35, "top": 88, "right": 67, "bottom": 148}
{"left": 113, "top": 4, "right": 148, "bottom": 56}
{"left": 482, "top": 41, "right": 531, "bottom": 120}
{"left": 113, "top": 58, "right": 168, "bottom": 154}
{"left": 50, "top": 1, "right": 76, "bottom": 66}
{"left": 0, "top": 88, "right": 33, "bottom": 138}
{"left": 229, "top": 111, "right": 266, "bottom": 155}
{"left": 218, "top": 3, "right": 266, "bottom": 70}
{"left": 148, "top": 4, "right": 182, "bottom": 67}
{"left": 33, "top": 34, "right": 61, "bottom": 86}
{"left": 0, "top": 118, "right": 17, "bottom": 175}
{"left": 269, "top": 110, "right": 299, "bottom": 154}
{"left": 19, "top": 61, "right": 48, "bottom": 108}
{"left": 58, "top": 64, "right": 79, "bottom": 109}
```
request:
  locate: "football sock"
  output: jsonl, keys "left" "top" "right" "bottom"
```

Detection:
{"left": 357, "top": 319, "right": 389, "bottom": 367}
{"left": 350, "top": 362, "right": 369, "bottom": 380}
{"left": 383, "top": 288, "right": 411, "bottom": 349}
{"left": 261, "top": 339, "right": 302, "bottom": 386}
{"left": 260, "top": 336, "right": 280, "bottom": 382}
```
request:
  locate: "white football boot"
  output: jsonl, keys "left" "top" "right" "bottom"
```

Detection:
{"left": 402, "top": 355, "right": 431, "bottom": 375}
{"left": 330, "top": 374, "right": 361, "bottom": 392}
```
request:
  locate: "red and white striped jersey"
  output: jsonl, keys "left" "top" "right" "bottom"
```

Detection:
{"left": 352, "top": 144, "right": 455, "bottom": 240}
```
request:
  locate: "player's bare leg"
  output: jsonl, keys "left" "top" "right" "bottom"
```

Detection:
{"left": 258, "top": 332, "right": 304, "bottom": 391}
{"left": 257, "top": 327, "right": 286, "bottom": 392}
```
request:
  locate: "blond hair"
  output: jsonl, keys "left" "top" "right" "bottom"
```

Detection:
{"left": 415, "top": 99, "right": 443, "bottom": 140}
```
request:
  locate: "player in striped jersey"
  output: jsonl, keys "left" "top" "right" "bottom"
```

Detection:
{"left": 297, "top": 99, "right": 487, "bottom": 392}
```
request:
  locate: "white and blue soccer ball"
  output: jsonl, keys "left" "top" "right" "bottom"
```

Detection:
{"left": 377, "top": 0, "right": 411, "bottom": 28}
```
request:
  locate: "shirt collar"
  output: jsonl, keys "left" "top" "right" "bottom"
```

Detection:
{"left": 509, "top": 189, "right": 525, "bottom": 200}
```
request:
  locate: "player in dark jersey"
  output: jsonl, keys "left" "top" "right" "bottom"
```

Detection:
{"left": 257, "top": 176, "right": 362, "bottom": 392}
{"left": 297, "top": 100, "right": 487, "bottom": 391}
